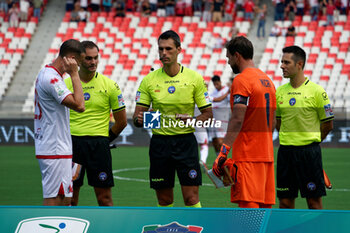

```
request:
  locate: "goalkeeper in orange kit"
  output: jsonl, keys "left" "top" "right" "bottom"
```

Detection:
{"left": 212, "top": 36, "right": 276, "bottom": 208}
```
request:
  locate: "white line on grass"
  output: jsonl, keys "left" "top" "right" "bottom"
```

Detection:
{"left": 112, "top": 167, "right": 350, "bottom": 191}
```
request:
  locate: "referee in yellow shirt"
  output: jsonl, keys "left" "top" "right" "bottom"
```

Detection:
{"left": 133, "top": 30, "right": 213, "bottom": 207}
{"left": 276, "top": 45, "right": 334, "bottom": 209}
{"left": 65, "top": 41, "right": 127, "bottom": 206}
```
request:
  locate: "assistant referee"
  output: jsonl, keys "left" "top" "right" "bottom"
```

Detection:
{"left": 133, "top": 30, "right": 213, "bottom": 208}
{"left": 65, "top": 41, "right": 127, "bottom": 206}
{"left": 276, "top": 45, "right": 334, "bottom": 209}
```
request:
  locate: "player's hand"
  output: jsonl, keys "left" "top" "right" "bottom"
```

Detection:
{"left": 212, "top": 143, "right": 231, "bottom": 177}
{"left": 133, "top": 111, "right": 144, "bottom": 127}
{"left": 63, "top": 56, "right": 79, "bottom": 75}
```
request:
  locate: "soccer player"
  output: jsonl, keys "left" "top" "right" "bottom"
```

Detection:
{"left": 133, "top": 30, "right": 213, "bottom": 208}
{"left": 209, "top": 75, "right": 230, "bottom": 155}
{"left": 65, "top": 41, "right": 127, "bottom": 206}
{"left": 276, "top": 46, "right": 334, "bottom": 209}
{"left": 212, "top": 36, "right": 276, "bottom": 208}
{"left": 34, "top": 39, "right": 85, "bottom": 206}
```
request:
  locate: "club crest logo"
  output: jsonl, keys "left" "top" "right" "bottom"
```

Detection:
{"left": 15, "top": 216, "right": 90, "bottom": 233}
{"left": 142, "top": 222, "right": 203, "bottom": 233}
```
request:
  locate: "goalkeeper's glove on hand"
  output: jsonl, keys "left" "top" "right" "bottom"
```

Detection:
{"left": 212, "top": 143, "right": 231, "bottom": 177}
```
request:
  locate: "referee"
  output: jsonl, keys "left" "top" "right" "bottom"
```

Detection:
{"left": 133, "top": 30, "right": 213, "bottom": 208}
{"left": 276, "top": 45, "right": 334, "bottom": 209}
{"left": 65, "top": 41, "right": 127, "bottom": 206}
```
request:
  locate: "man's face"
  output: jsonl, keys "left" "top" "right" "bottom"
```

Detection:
{"left": 158, "top": 38, "right": 181, "bottom": 65}
{"left": 81, "top": 47, "right": 99, "bottom": 72}
{"left": 213, "top": 80, "right": 222, "bottom": 91}
{"left": 226, "top": 50, "right": 240, "bottom": 74}
{"left": 280, "top": 53, "right": 299, "bottom": 79}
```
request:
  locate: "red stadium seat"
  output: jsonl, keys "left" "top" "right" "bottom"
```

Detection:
{"left": 320, "top": 75, "right": 329, "bottom": 81}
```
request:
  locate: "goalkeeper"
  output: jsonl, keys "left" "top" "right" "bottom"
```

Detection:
{"left": 212, "top": 36, "right": 276, "bottom": 208}
{"left": 65, "top": 41, "right": 127, "bottom": 206}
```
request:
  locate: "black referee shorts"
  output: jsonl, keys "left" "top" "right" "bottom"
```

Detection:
{"left": 72, "top": 136, "right": 114, "bottom": 188}
{"left": 277, "top": 142, "right": 326, "bottom": 199}
{"left": 149, "top": 133, "right": 202, "bottom": 190}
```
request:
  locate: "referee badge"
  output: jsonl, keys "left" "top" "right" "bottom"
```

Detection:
{"left": 168, "top": 86, "right": 176, "bottom": 94}
{"left": 188, "top": 169, "right": 198, "bottom": 179}
{"left": 98, "top": 172, "right": 108, "bottom": 181}
{"left": 84, "top": 93, "right": 90, "bottom": 101}
{"left": 307, "top": 182, "right": 316, "bottom": 191}
{"left": 289, "top": 98, "right": 296, "bottom": 106}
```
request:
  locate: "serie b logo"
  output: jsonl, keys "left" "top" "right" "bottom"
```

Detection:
{"left": 143, "top": 110, "right": 161, "bottom": 129}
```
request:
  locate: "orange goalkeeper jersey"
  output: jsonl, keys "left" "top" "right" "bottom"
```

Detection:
{"left": 230, "top": 68, "right": 276, "bottom": 162}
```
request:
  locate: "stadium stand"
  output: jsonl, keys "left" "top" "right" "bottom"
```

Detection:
{"left": 22, "top": 12, "right": 251, "bottom": 116}
{"left": 1, "top": 1, "right": 349, "bottom": 117}
{"left": 259, "top": 14, "right": 350, "bottom": 110}
{"left": 0, "top": 18, "right": 37, "bottom": 101}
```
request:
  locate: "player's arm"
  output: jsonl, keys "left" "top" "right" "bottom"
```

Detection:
{"left": 272, "top": 110, "right": 277, "bottom": 132}
{"left": 320, "top": 120, "right": 333, "bottom": 142}
{"left": 109, "top": 109, "right": 127, "bottom": 142}
{"left": 133, "top": 105, "right": 149, "bottom": 127}
{"left": 276, "top": 117, "right": 281, "bottom": 132}
{"left": 61, "top": 57, "right": 85, "bottom": 112}
{"left": 212, "top": 91, "right": 229, "bottom": 102}
{"left": 196, "top": 106, "right": 213, "bottom": 122}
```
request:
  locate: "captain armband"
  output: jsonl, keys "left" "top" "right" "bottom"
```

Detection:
{"left": 233, "top": 95, "right": 249, "bottom": 105}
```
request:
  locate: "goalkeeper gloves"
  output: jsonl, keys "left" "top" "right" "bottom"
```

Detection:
{"left": 212, "top": 143, "right": 231, "bottom": 177}
{"left": 108, "top": 128, "right": 118, "bottom": 143}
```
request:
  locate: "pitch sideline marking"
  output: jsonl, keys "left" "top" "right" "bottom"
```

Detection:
{"left": 113, "top": 167, "right": 350, "bottom": 191}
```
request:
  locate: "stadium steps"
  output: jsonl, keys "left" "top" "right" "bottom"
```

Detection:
{"left": 0, "top": 0, "right": 65, "bottom": 118}
{"left": 246, "top": 0, "right": 275, "bottom": 64}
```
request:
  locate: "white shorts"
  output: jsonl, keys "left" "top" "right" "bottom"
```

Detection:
{"left": 38, "top": 158, "right": 73, "bottom": 198}
{"left": 209, "top": 121, "right": 228, "bottom": 139}
{"left": 194, "top": 128, "right": 208, "bottom": 144}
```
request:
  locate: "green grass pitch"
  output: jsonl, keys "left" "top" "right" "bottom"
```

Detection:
{"left": 0, "top": 146, "right": 349, "bottom": 209}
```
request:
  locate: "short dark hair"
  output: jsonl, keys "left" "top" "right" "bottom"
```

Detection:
{"left": 282, "top": 45, "right": 306, "bottom": 69}
{"left": 158, "top": 30, "right": 181, "bottom": 47}
{"left": 211, "top": 75, "right": 221, "bottom": 82}
{"left": 59, "top": 39, "right": 85, "bottom": 57}
{"left": 81, "top": 40, "right": 99, "bottom": 51}
{"left": 225, "top": 36, "right": 253, "bottom": 60}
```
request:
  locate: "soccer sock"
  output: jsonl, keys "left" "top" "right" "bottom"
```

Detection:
{"left": 186, "top": 201, "right": 202, "bottom": 208}
{"left": 200, "top": 144, "right": 209, "bottom": 163}
{"left": 157, "top": 203, "right": 174, "bottom": 207}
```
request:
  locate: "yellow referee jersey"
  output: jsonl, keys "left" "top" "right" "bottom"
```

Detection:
{"left": 65, "top": 72, "right": 125, "bottom": 137}
{"left": 276, "top": 78, "right": 334, "bottom": 146}
{"left": 136, "top": 65, "right": 211, "bottom": 135}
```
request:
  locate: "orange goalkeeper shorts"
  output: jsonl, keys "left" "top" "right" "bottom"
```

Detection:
{"left": 228, "top": 161, "right": 275, "bottom": 205}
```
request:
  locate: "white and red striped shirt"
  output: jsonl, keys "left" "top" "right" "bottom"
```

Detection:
{"left": 34, "top": 65, "right": 72, "bottom": 158}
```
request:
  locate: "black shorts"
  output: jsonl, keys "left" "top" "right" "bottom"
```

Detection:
{"left": 149, "top": 133, "right": 202, "bottom": 189}
{"left": 72, "top": 136, "right": 114, "bottom": 188}
{"left": 277, "top": 143, "right": 326, "bottom": 199}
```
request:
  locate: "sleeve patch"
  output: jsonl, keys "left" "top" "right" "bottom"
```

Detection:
{"left": 135, "top": 91, "right": 141, "bottom": 102}
{"left": 118, "top": 94, "right": 125, "bottom": 106}
{"left": 204, "top": 92, "right": 211, "bottom": 104}
{"left": 324, "top": 104, "right": 334, "bottom": 118}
